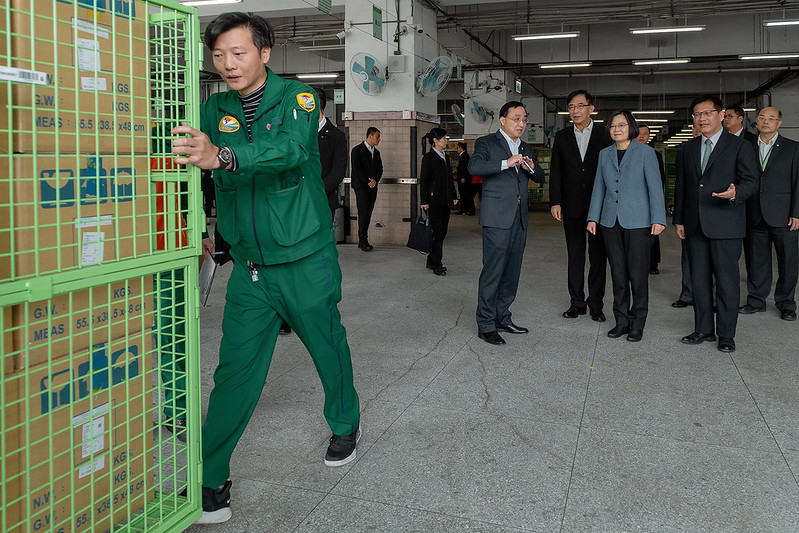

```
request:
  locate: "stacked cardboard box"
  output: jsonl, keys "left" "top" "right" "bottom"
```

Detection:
{"left": 3, "top": 331, "right": 155, "bottom": 533}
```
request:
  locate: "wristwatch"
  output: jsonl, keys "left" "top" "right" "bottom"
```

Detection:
{"left": 217, "top": 146, "right": 233, "bottom": 169}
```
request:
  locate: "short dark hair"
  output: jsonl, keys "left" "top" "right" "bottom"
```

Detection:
{"left": 204, "top": 12, "right": 274, "bottom": 51}
{"left": 500, "top": 101, "right": 525, "bottom": 118}
{"left": 638, "top": 123, "right": 650, "bottom": 134}
{"left": 366, "top": 127, "right": 380, "bottom": 138}
{"left": 422, "top": 127, "right": 447, "bottom": 153}
{"left": 567, "top": 89, "right": 594, "bottom": 107}
{"left": 314, "top": 87, "right": 327, "bottom": 111}
{"left": 457, "top": 142, "right": 467, "bottom": 151}
{"left": 690, "top": 94, "right": 723, "bottom": 113}
{"left": 726, "top": 105, "right": 745, "bottom": 118}
{"left": 607, "top": 109, "right": 639, "bottom": 141}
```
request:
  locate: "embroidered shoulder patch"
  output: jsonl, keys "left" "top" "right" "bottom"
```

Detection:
{"left": 218, "top": 116, "right": 240, "bottom": 132}
{"left": 296, "top": 92, "right": 316, "bottom": 112}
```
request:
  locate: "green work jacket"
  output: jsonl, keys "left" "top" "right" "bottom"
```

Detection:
{"left": 200, "top": 68, "right": 332, "bottom": 265}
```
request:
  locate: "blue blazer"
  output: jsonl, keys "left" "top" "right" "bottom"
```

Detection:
{"left": 587, "top": 140, "right": 666, "bottom": 229}
{"left": 468, "top": 130, "right": 545, "bottom": 230}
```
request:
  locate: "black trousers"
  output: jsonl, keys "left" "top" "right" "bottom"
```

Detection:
{"left": 685, "top": 231, "right": 742, "bottom": 339}
{"left": 678, "top": 239, "right": 693, "bottom": 303}
{"left": 426, "top": 205, "right": 450, "bottom": 269}
{"left": 354, "top": 186, "right": 378, "bottom": 244}
{"left": 745, "top": 223, "right": 799, "bottom": 312}
{"left": 563, "top": 216, "right": 607, "bottom": 312}
{"left": 603, "top": 223, "right": 653, "bottom": 331}
{"left": 649, "top": 235, "right": 661, "bottom": 271}
{"left": 459, "top": 180, "right": 475, "bottom": 214}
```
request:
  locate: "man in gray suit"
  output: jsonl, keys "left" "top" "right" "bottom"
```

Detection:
{"left": 469, "top": 101, "right": 545, "bottom": 345}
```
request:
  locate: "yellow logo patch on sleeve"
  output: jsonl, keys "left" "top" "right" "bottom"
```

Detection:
{"left": 296, "top": 92, "right": 316, "bottom": 112}
{"left": 218, "top": 116, "right": 240, "bottom": 132}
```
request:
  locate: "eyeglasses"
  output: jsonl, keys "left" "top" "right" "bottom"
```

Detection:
{"left": 504, "top": 116, "right": 528, "bottom": 124}
{"left": 692, "top": 109, "right": 720, "bottom": 119}
{"left": 609, "top": 123, "right": 628, "bottom": 129}
{"left": 568, "top": 103, "right": 591, "bottom": 111}
{"left": 756, "top": 115, "right": 780, "bottom": 122}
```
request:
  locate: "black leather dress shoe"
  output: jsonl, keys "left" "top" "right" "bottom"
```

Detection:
{"left": 626, "top": 330, "right": 643, "bottom": 342}
{"left": 433, "top": 267, "right": 447, "bottom": 276}
{"left": 738, "top": 304, "right": 765, "bottom": 314}
{"left": 717, "top": 337, "right": 736, "bottom": 352}
{"left": 780, "top": 309, "right": 797, "bottom": 321}
{"left": 497, "top": 323, "right": 529, "bottom": 334}
{"left": 426, "top": 265, "right": 447, "bottom": 271}
{"left": 681, "top": 332, "right": 716, "bottom": 345}
{"left": 649, "top": 268, "right": 659, "bottom": 275}
{"left": 478, "top": 331, "right": 506, "bottom": 345}
{"left": 562, "top": 306, "right": 587, "bottom": 319}
{"left": 590, "top": 310, "right": 606, "bottom": 322}
{"left": 607, "top": 324, "right": 630, "bottom": 338}
{"left": 671, "top": 299, "right": 691, "bottom": 308}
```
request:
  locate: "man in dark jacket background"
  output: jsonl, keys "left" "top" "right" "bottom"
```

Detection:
{"left": 350, "top": 127, "right": 383, "bottom": 251}
{"left": 314, "top": 87, "right": 347, "bottom": 220}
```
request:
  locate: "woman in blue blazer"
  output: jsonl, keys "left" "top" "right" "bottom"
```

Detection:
{"left": 587, "top": 110, "right": 667, "bottom": 341}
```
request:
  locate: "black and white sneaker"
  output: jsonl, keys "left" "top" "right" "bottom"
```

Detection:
{"left": 324, "top": 425, "right": 361, "bottom": 467}
{"left": 163, "top": 418, "right": 187, "bottom": 443}
{"left": 195, "top": 481, "right": 232, "bottom": 524}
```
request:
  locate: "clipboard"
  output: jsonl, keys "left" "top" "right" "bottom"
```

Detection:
{"left": 198, "top": 249, "right": 217, "bottom": 306}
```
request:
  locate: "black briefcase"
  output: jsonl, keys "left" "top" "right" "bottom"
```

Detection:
{"left": 406, "top": 213, "right": 432, "bottom": 254}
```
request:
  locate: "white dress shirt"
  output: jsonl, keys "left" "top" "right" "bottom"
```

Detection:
{"left": 574, "top": 120, "right": 593, "bottom": 161}
{"left": 757, "top": 134, "right": 779, "bottom": 169}
{"left": 499, "top": 128, "right": 521, "bottom": 170}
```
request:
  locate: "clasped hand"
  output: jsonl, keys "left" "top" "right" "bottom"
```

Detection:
{"left": 507, "top": 154, "right": 535, "bottom": 172}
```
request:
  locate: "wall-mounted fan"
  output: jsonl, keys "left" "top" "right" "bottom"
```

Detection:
{"left": 417, "top": 56, "right": 453, "bottom": 96}
{"left": 451, "top": 103, "right": 465, "bottom": 127}
{"left": 350, "top": 53, "right": 386, "bottom": 96}
{"left": 469, "top": 101, "right": 493, "bottom": 124}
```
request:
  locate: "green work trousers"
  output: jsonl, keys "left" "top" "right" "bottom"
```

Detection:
{"left": 202, "top": 242, "right": 360, "bottom": 488}
{"left": 155, "top": 268, "right": 187, "bottom": 421}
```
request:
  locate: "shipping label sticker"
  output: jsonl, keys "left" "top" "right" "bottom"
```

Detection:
{"left": 218, "top": 116, "right": 240, "bottom": 132}
{"left": 0, "top": 65, "right": 47, "bottom": 85}
{"left": 77, "top": 47, "right": 101, "bottom": 72}
{"left": 81, "top": 231, "right": 105, "bottom": 265}
{"left": 81, "top": 77, "right": 108, "bottom": 91}
{"left": 72, "top": 18, "right": 110, "bottom": 40}
{"left": 78, "top": 456, "right": 105, "bottom": 479}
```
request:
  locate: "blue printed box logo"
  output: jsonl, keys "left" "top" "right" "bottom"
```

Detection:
{"left": 39, "top": 342, "right": 141, "bottom": 415}
{"left": 39, "top": 157, "right": 136, "bottom": 209}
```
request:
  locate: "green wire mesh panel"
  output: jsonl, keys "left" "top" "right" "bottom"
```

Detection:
{"left": 1, "top": 1, "right": 203, "bottom": 531}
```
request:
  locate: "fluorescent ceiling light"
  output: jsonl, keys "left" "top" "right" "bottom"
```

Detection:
{"left": 512, "top": 31, "right": 580, "bottom": 41}
{"left": 630, "top": 25, "right": 705, "bottom": 34}
{"left": 180, "top": 0, "right": 241, "bottom": 6}
{"left": 540, "top": 62, "right": 591, "bottom": 69}
{"left": 297, "top": 73, "right": 338, "bottom": 79}
{"left": 743, "top": 108, "right": 756, "bottom": 112}
{"left": 764, "top": 19, "right": 799, "bottom": 27}
{"left": 641, "top": 118, "right": 668, "bottom": 122}
{"left": 299, "top": 44, "right": 346, "bottom": 52}
{"left": 739, "top": 53, "right": 799, "bottom": 60}
{"left": 448, "top": 138, "right": 465, "bottom": 142}
{"left": 633, "top": 58, "right": 690, "bottom": 66}
{"left": 632, "top": 110, "right": 675, "bottom": 115}
{"left": 557, "top": 111, "right": 598, "bottom": 115}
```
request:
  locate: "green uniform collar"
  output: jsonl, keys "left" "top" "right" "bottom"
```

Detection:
{"left": 214, "top": 67, "right": 287, "bottom": 123}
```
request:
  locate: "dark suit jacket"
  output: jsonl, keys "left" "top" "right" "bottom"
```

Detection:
{"left": 746, "top": 134, "right": 799, "bottom": 228}
{"left": 468, "top": 130, "right": 545, "bottom": 230}
{"left": 419, "top": 151, "right": 456, "bottom": 207}
{"left": 350, "top": 142, "right": 383, "bottom": 191}
{"left": 741, "top": 129, "right": 758, "bottom": 143}
{"left": 457, "top": 151, "right": 471, "bottom": 184}
{"left": 673, "top": 130, "right": 759, "bottom": 239}
{"left": 318, "top": 119, "right": 348, "bottom": 211}
{"left": 549, "top": 123, "right": 613, "bottom": 219}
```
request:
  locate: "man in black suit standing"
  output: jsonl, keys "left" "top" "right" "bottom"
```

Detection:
{"left": 724, "top": 105, "right": 758, "bottom": 143}
{"left": 350, "top": 127, "right": 383, "bottom": 251}
{"left": 315, "top": 88, "right": 348, "bottom": 221}
{"left": 673, "top": 94, "right": 759, "bottom": 353}
{"left": 469, "top": 101, "right": 545, "bottom": 345}
{"left": 549, "top": 89, "right": 612, "bottom": 322}
{"left": 456, "top": 142, "right": 474, "bottom": 215}
{"left": 739, "top": 106, "right": 799, "bottom": 321}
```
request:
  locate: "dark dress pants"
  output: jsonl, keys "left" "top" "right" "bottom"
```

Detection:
{"left": 745, "top": 223, "right": 799, "bottom": 312}
{"left": 563, "top": 215, "right": 607, "bottom": 312}
{"left": 427, "top": 205, "right": 450, "bottom": 269}
{"left": 678, "top": 239, "right": 693, "bottom": 303}
{"left": 476, "top": 207, "right": 526, "bottom": 333}
{"left": 459, "top": 180, "right": 475, "bottom": 214}
{"left": 603, "top": 223, "right": 653, "bottom": 331}
{"left": 354, "top": 186, "right": 378, "bottom": 244}
{"left": 685, "top": 231, "right": 742, "bottom": 339}
{"left": 649, "top": 235, "right": 661, "bottom": 271}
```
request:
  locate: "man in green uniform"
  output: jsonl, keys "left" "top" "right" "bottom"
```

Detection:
{"left": 172, "top": 12, "right": 360, "bottom": 524}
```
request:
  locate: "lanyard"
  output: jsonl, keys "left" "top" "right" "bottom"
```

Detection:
{"left": 760, "top": 142, "right": 775, "bottom": 168}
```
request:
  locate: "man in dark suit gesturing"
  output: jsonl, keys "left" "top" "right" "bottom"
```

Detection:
{"left": 673, "top": 94, "right": 759, "bottom": 353}
{"left": 350, "top": 127, "right": 383, "bottom": 251}
{"left": 549, "top": 89, "right": 612, "bottom": 322}
{"left": 315, "top": 88, "right": 348, "bottom": 220}
{"left": 740, "top": 106, "right": 799, "bottom": 321}
{"left": 469, "top": 101, "right": 545, "bottom": 345}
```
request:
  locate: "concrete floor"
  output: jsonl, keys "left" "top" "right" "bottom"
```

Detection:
{"left": 186, "top": 212, "right": 799, "bottom": 533}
